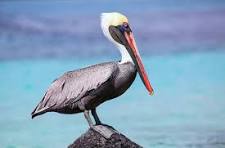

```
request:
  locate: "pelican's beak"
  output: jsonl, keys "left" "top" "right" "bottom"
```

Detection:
{"left": 108, "top": 25, "right": 154, "bottom": 95}
{"left": 124, "top": 32, "right": 154, "bottom": 95}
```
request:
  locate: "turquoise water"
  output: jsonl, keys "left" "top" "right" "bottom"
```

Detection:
{"left": 0, "top": 52, "right": 225, "bottom": 148}
{"left": 1, "top": 1, "right": 225, "bottom": 147}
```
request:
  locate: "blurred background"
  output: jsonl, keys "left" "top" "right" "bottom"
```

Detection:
{"left": 0, "top": 0, "right": 225, "bottom": 147}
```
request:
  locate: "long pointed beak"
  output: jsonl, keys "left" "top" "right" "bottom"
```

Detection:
{"left": 124, "top": 32, "right": 154, "bottom": 95}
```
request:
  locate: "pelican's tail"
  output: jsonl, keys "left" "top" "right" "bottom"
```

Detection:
{"left": 31, "top": 105, "right": 49, "bottom": 119}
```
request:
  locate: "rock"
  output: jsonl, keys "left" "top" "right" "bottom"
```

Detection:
{"left": 68, "top": 125, "right": 142, "bottom": 148}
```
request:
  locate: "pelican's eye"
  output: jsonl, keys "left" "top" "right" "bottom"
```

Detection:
{"left": 123, "top": 22, "right": 129, "bottom": 28}
{"left": 120, "top": 22, "right": 131, "bottom": 33}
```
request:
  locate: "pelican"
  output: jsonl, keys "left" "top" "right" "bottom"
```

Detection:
{"left": 31, "top": 12, "right": 154, "bottom": 136}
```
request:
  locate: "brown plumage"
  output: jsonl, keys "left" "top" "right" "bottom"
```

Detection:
{"left": 31, "top": 62, "right": 136, "bottom": 118}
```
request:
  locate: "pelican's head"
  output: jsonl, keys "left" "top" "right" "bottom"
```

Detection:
{"left": 101, "top": 12, "right": 154, "bottom": 95}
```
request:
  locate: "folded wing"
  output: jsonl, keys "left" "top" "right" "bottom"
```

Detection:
{"left": 31, "top": 62, "right": 118, "bottom": 118}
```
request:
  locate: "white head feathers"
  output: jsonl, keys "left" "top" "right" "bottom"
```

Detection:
{"left": 100, "top": 12, "right": 133, "bottom": 64}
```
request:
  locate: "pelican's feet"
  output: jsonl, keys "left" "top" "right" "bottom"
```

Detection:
{"left": 90, "top": 125, "right": 117, "bottom": 139}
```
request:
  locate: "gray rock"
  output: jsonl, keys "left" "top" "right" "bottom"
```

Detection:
{"left": 68, "top": 125, "right": 142, "bottom": 148}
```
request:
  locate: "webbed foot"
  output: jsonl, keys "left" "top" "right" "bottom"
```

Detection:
{"left": 90, "top": 125, "right": 117, "bottom": 139}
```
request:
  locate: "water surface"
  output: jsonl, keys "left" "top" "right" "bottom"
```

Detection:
{"left": 0, "top": 52, "right": 225, "bottom": 147}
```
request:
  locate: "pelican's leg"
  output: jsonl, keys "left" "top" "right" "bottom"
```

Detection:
{"left": 91, "top": 108, "right": 102, "bottom": 125}
{"left": 83, "top": 109, "right": 114, "bottom": 139}
{"left": 84, "top": 110, "right": 93, "bottom": 127}
{"left": 91, "top": 109, "right": 115, "bottom": 130}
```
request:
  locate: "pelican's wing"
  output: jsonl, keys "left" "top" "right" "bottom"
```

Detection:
{"left": 31, "top": 62, "right": 118, "bottom": 118}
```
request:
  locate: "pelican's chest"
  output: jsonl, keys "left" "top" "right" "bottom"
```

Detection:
{"left": 112, "top": 62, "right": 137, "bottom": 97}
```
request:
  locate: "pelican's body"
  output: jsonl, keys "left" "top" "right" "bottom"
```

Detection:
{"left": 32, "top": 12, "right": 154, "bottom": 131}
{"left": 32, "top": 61, "right": 136, "bottom": 117}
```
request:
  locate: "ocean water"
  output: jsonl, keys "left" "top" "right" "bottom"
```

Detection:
{"left": 0, "top": 52, "right": 225, "bottom": 148}
{"left": 1, "top": 1, "right": 225, "bottom": 60}
{"left": 1, "top": 1, "right": 225, "bottom": 147}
